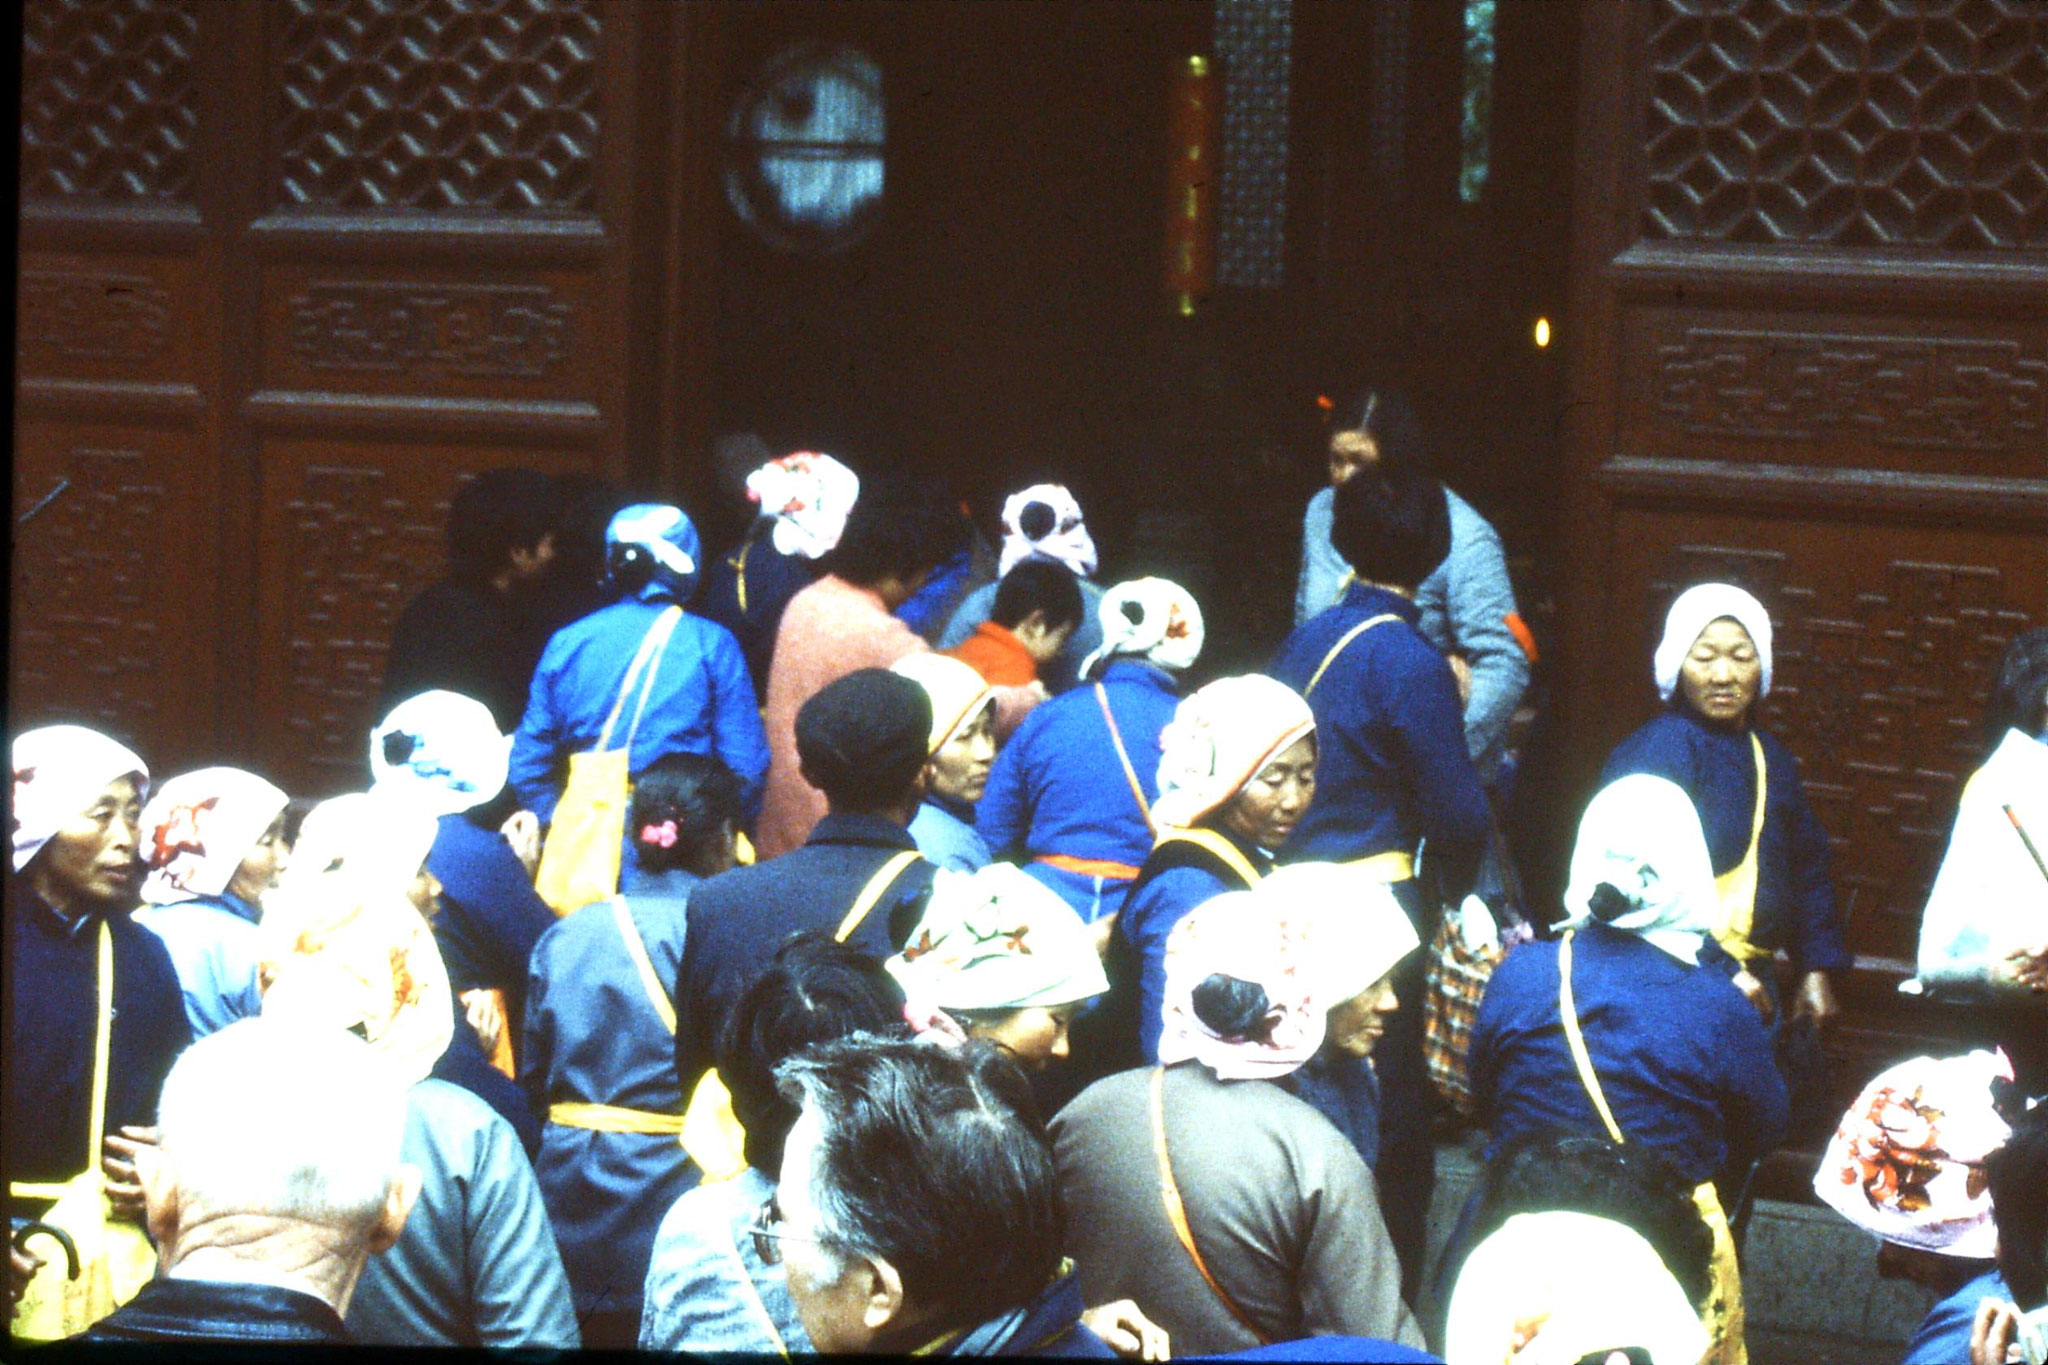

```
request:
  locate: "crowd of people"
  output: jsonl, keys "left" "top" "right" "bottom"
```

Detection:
{"left": 8, "top": 390, "right": 2047, "bottom": 1363}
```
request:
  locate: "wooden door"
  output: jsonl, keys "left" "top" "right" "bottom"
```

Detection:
{"left": 15, "top": 0, "right": 716, "bottom": 796}
{"left": 1557, "top": 0, "right": 2048, "bottom": 1088}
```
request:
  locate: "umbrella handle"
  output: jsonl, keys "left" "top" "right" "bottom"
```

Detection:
{"left": 11, "top": 1218, "right": 81, "bottom": 1281}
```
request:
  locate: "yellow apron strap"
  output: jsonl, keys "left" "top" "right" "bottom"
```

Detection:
{"left": 1303, "top": 613, "right": 1400, "bottom": 697}
{"left": 1711, "top": 734, "right": 1769, "bottom": 964}
{"left": 1346, "top": 849, "right": 1415, "bottom": 883}
{"left": 14, "top": 924, "right": 117, "bottom": 1203}
{"left": 611, "top": 896, "right": 678, "bottom": 1035}
{"left": 1149, "top": 1067, "right": 1272, "bottom": 1345}
{"left": 596, "top": 605, "right": 685, "bottom": 753}
{"left": 1556, "top": 931, "right": 1628, "bottom": 1145}
{"left": 1154, "top": 828, "right": 1264, "bottom": 888}
{"left": 546, "top": 1102, "right": 685, "bottom": 1135}
{"left": 834, "top": 850, "right": 922, "bottom": 943}
{"left": 1094, "top": 683, "right": 1155, "bottom": 836}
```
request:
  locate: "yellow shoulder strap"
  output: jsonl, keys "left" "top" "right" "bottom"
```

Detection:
{"left": 834, "top": 850, "right": 923, "bottom": 943}
{"left": 1094, "top": 683, "right": 1155, "bottom": 835}
{"left": 1710, "top": 733, "right": 1769, "bottom": 963}
{"left": 610, "top": 896, "right": 678, "bottom": 1035}
{"left": 1303, "top": 613, "right": 1400, "bottom": 697}
{"left": 1155, "top": 827, "right": 1264, "bottom": 888}
{"left": 1557, "top": 930, "right": 1627, "bottom": 1145}
{"left": 1149, "top": 1067, "right": 1272, "bottom": 1344}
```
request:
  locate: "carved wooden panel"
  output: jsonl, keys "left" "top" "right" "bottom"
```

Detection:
{"left": 16, "top": 254, "right": 210, "bottom": 395}
{"left": 252, "top": 444, "right": 587, "bottom": 794}
{"left": 272, "top": 0, "right": 603, "bottom": 212}
{"left": 1600, "top": 509, "right": 2043, "bottom": 967}
{"left": 20, "top": 0, "right": 200, "bottom": 202}
{"left": 1643, "top": 0, "right": 2048, "bottom": 249}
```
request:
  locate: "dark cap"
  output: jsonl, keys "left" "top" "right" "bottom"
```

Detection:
{"left": 795, "top": 669, "right": 934, "bottom": 803}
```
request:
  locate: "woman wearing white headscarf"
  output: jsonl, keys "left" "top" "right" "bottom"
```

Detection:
{"left": 938, "top": 483, "right": 1108, "bottom": 693}
{"left": 891, "top": 654, "right": 1001, "bottom": 873}
{"left": 977, "top": 577, "right": 1204, "bottom": 928}
{"left": 1601, "top": 581, "right": 1850, "bottom": 1031}
{"left": 1469, "top": 773, "right": 1788, "bottom": 1363}
{"left": 133, "top": 767, "right": 292, "bottom": 1036}
{"left": 1050, "top": 871, "right": 1425, "bottom": 1356}
{"left": 261, "top": 794, "right": 578, "bottom": 1351}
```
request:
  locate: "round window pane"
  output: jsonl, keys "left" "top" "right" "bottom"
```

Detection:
{"left": 725, "top": 44, "right": 884, "bottom": 254}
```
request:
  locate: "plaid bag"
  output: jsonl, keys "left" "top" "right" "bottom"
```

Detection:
{"left": 1422, "top": 913, "right": 1504, "bottom": 1115}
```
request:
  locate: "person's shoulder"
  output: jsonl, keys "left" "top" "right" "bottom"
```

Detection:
{"left": 1605, "top": 709, "right": 1697, "bottom": 769}
{"left": 1305, "top": 484, "right": 1334, "bottom": 518}
{"left": 1052, "top": 1065, "right": 1151, "bottom": 1132}
{"left": 407, "top": 1076, "right": 506, "bottom": 1140}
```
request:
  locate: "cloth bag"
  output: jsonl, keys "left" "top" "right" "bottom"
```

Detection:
{"left": 1422, "top": 800, "right": 1528, "bottom": 1115}
{"left": 535, "top": 607, "right": 683, "bottom": 916}
{"left": 10, "top": 921, "right": 159, "bottom": 1341}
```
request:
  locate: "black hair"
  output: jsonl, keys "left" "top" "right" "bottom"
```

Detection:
{"left": 990, "top": 559, "right": 1084, "bottom": 634}
{"left": 821, "top": 474, "right": 963, "bottom": 587}
{"left": 774, "top": 1034, "right": 1063, "bottom": 1337}
{"left": 446, "top": 468, "right": 557, "bottom": 581}
{"left": 1986, "top": 628, "right": 2048, "bottom": 745}
{"left": 1015, "top": 499, "right": 1057, "bottom": 541}
{"left": 1457, "top": 1133, "right": 1716, "bottom": 1313}
{"left": 1587, "top": 882, "right": 1635, "bottom": 925}
{"left": 1190, "top": 974, "right": 1281, "bottom": 1044}
{"left": 628, "top": 753, "right": 743, "bottom": 875}
{"left": 715, "top": 933, "right": 906, "bottom": 1177}
{"left": 1329, "top": 386, "right": 1433, "bottom": 480}
{"left": 1988, "top": 1100, "right": 2048, "bottom": 1309}
{"left": 1329, "top": 469, "right": 1451, "bottom": 592}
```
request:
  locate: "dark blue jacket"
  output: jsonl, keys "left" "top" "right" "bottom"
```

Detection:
{"left": 427, "top": 812, "right": 555, "bottom": 1026}
{"left": 1118, "top": 829, "right": 1270, "bottom": 1064}
{"left": 81, "top": 1276, "right": 350, "bottom": 1345}
{"left": 1270, "top": 586, "right": 1489, "bottom": 902}
{"left": 673, "top": 814, "right": 936, "bottom": 1096}
{"left": 6, "top": 891, "right": 191, "bottom": 1200}
{"left": 510, "top": 598, "right": 771, "bottom": 826}
{"left": 695, "top": 526, "right": 818, "bottom": 703}
{"left": 1470, "top": 923, "right": 1789, "bottom": 1183}
{"left": 1601, "top": 708, "right": 1851, "bottom": 975}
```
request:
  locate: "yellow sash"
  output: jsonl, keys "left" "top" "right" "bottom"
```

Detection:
{"left": 547, "top": 896, "right": 688, "bottom": 1139}
{"left": 1710, "top": 734, "right": 1770, "bottom": 965}
{"left": 1558, "top": 930, "right": 1747, "bottom": 1364}
{"left": 1153, "top": 827, "right": 1264, "bottom": 888}
{"left": 1346, "top": 850, "right": 1415, "bottom": 882}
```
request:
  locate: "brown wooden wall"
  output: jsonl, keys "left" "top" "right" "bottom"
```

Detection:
{"left": 13, "top": 0, "right": 719, "bottom": 796}
{"left": 1558, "top": 0, "right": 2048, "bottom": 1067}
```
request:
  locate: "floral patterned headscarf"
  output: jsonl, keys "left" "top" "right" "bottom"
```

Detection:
{"left": 747, "top": 451, "right": 861, "bottom": 561}
{"left": 140, "top": 767, "right": 290, "bottom": 904}
{"left": 1156, "top": 890, "right": 1323, "bottom": 1080}
{"left": 1813, "top": 1049, "right": 2013, "bottom": 1259}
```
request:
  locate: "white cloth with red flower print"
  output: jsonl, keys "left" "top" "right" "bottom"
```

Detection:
{"left": 888, "top": 862, "right": 1108, "bottom": 1020}
{"left": 745, "top": 451, "right": 861, "bottom": 561}
{"left": 1077, "top": 576, "right": 1205, "bottom": 681}
{"left": 138, "top": 767, "right": 289, "bottom": 904}
{"left": 1813, "top": 1048, "right": 2013, "bottom": 1260}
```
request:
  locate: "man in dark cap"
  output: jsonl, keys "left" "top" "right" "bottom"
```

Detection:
{"left": 672, "top": 669, "right": 939, "bottom": 1100}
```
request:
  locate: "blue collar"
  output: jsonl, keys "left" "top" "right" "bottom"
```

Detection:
{"left": 1340, "top": 582, "right": 1423, "bottom": 624}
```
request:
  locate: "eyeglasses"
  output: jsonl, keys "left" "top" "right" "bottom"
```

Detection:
{"left": 748, "top": 1195, "right": 828, "bottom": 1267}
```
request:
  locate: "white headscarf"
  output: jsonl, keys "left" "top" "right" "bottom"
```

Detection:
{"left": 888, "top": 864, "right": 1109, "bottom": 1013}
{"left": 1813, "top": 1049, "right": 2013, "bottom": 1260}
{"left": 370, "top": 690, "right": 511, "bottom": 817}
{"left": 1444, "top": 1211, "right": 1710, "bottom": 1365}
{"left": 140, "top": 767, "right": 291, "bottom": 904}
{"left": 997, "top": 483, "right": 1097, "bottom": 579}
{"left": 1151, "top": 674, "right": 1314, "bottom": 831}
{"left": 1654, "top": 582, "right": 1774, "bottom": 703}
{"left": 1079, "top": 577, "right": 1205, "bottom": 680}
{"left": 1265, "top": 862, "right": 1421, "bottom": 1004}
{"left": 274, "top": 793, "right": 439, "bottom": 912}
{"left": 890, "top": 654, "right": 997, "bottom": 757}
{"left": 1559, "top": 774, "right": 1721, "bottom": 964}
{"left": 11, "top": 725, "right": 150, "bottom": 872}
{"left": 747, "top": 451, "right": 861, "bottom": 561}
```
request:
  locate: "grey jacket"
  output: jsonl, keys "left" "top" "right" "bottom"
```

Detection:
{"left": 639, "top": 1165, "right": 812, "bottom": 1354}
{"left": 1297, "top": 483, "right": 1529, "bottom": 781}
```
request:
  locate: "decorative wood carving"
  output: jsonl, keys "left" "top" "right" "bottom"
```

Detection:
{"left": 273, "top": 0, "right": 602, "bottom": 212}
{"left": 12, "top": 447, "right": 168, "bottom": 730}
{"left": 21, "top": 0, "right": 200, "bottom": 202}
{"left": 18, "top": 269, "right": 175, "bottom": 364}
{"left": 1653, "top": 326, "right": 2048, "bottom": 455}
{"left": 285, "top": 282, "right": 573, "bottom": 378}
{"left": 1643, "top": 0, "right": 2048, "bottom": 249}
{"left": 1646, "top": 544, "right": 2032, "bottom": 963}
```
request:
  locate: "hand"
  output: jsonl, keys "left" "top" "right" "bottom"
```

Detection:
{"left": 1730, "top": 968, "right": 1774, "bottom": 1024}
{"left": 1081, "top": 1299, "right": 1171, "bottom": 1361}
{"left": 1994, "top": 943, "right": 2048, "bottom": 992}
{"left": 500, "top": 810, "right": 543, "bottom": 879}
{"left": 10, "top": 1245, "right": 46, "bottom": 1312}
{"left": 1789, "top": 970, "right": 1840, "bottom": 1031}
{"left": 1970, "top": 1296, "right": 2020, "bottom": 1365}
{"left": 461, "top": 989, "right": 507, "bottom": 1055}
{"left": 1448, "top": 654, "right": 1474, "bottom": 710}
{"left": 101, "top": 1125, "right": 159, "bottom": 1224}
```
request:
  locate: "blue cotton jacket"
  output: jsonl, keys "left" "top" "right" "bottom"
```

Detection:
{"left": 1601, "top": 708, "right": 1851, "bottom": 976}
{"left": 510, "top": 598, "right": 771, "bottom": 826}
{"left": 977, "top": 659, "right": 1180, "bottom": 895}
{"left": 1298, "top": 484, "right": 1528, "bottom": 783}
{"left": 1903, "top": 1269, "right": 2011, "bottom": 1365}
{"left": 133, "top": 891, "right": 265, "bottom": 1036}
{"left": 1470, "top": 923, "right": 1789, "bottom": 1184}
{"left": 1271, "top": 585, "right": 1490, "bottom": 901}
{"left": 1118, "top": 830, "right": 1270, "bottom": 1063}
{"left": 427, "top": 813, "right": 556, "bottom": 1033}
{"left": 910, "top": 794, "right": 993, "bottom": 873}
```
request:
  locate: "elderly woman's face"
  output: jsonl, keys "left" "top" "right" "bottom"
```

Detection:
{"left": 35, "top": 774, "right": 145, "bottom": 915}
{"left": 926, "top": 707, "right": 996, "bottom": 806}
{"left": 970, "top": 1004, "right": 1078, "bottom": 1072}
{"left": 225, "top": 812, "right": 292, "bottom": 905}
{"left": 1325, "top": 970, "right": 1400, "bottom": 1058}
{"left": 1218, "top": 735, "right": 1317, "bottom": 851}
{"left": 1678, "top": 617, "right": 1762, "bottom": 729}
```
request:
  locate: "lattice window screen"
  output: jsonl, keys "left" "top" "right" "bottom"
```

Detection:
{"left": 1214, "top": 0, "right": 1293, "bottom": 289}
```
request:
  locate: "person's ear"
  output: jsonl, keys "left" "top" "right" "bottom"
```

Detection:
{"left": 370, "top": 1164, "right": 424, "bottom": 1255}
{"left": 135, "top": 1144, "right": 177, "bottom": 1256}
{"left": 861, "top": 1254, "right": 908, "bottom": 1331}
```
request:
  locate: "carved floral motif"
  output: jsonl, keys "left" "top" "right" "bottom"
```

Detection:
{"left": 285, "top": 283, "right": 572, "bottom": 378}
{"left": 18, "top": 271, "right": 174, "bottom": 364}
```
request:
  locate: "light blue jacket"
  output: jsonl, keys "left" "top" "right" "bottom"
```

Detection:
{"left": 132, "top": 893, "right": 265, "bottom": 1036}
{"left": 909, "top": 795, "right": 993, "bottom": 873}
{"left": 640, "top": 1165, "right": 812, "bottom": 1354}
{"left": 1297, "top": 484, "right": 1529, "bottom": 781}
